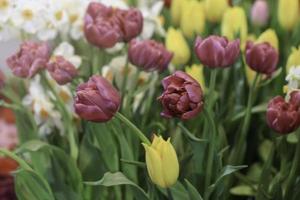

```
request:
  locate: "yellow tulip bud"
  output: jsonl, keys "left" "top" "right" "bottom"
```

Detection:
{"left": 278, "top": 0, "right": 299, "bottom": 31}
{"left": 185, "top": 64, "right": 205, "bottom": 90}
{"left": 221, "top": 7, "right": 248, "bottom": 47}
{"left": 180, "top": 0, "right": 206, "bottom": 39}
{"left": 171, "top": 0, "right": 185, "bottom": 26}
{"left": 245, "top": 65, "right": 257, "bottom": 86}
{"left": 205, "top": 0, "right": 228, "bottom": 22}
{"left": 143, "top": 135, "right": 179, "bottom": 188}
{"left": 166, "top": 27, "right": 191, "bottom": 65}
{"left": 286, "top": 46, "right": 300, "bottom": 73}
{"left": 256, "top": 29, "right": 279, "bottom": 50}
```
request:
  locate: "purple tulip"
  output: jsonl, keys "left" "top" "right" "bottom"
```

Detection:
{"left": 0, "top": 175, "right": 16, "bottom": 200}
{"left": 0, "top": 70, "right": 5, "bottom": 89}
{"left": 245, "top": 41, "right": 278, "bottom": 75}
{"left": 194, "top": 36, "right": 240, "bottom": 68}
{"left": 128, "top": 39, "right": 173, "bottom": 72}
{"left": 46, "top": 56, "right": 78, "bottom": 85}
{"left": 158, "top": 71, "right": 204, "bottom": 120}
{"left": 266, "top": 93, "right": 300, "bottom": 134}
{"left": 251, "top": 0, "right": 269, "bottom": 27}
{"left": 6, "top": 41, "right": 50, "bottom": 78}
{"left": 74, "top": 75, "right": 121, "bottom": 122}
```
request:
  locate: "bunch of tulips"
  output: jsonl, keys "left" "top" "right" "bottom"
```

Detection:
{"left": 1, "top": 0, "right": 300, "bottom": 200}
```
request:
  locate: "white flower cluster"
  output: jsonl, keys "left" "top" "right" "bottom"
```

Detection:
{"left": 0, "top": 0, "right": 92, "bottom": 41}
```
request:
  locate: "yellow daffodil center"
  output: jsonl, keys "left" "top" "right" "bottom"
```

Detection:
{"left": 55, "top": 11, "right": 63, "bottom": 21}
{"left": 22, "top": 9, "right": 34, "bottom": 20}
{"left": 0, "top": 0, "right": 8, "bottom": 10}
{"left": 69, "top": 14, "right": 78, "bottom": 24}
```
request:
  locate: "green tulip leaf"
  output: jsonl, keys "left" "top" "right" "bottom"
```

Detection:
{"left": 85, "top": 172, "right": 149, "bottom": 200}
{"left": 184, "top": 179, "right": 203, "bottom": 200}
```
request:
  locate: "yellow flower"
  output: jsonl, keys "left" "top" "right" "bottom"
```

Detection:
{"left": 185, "top": 64, "right": 205, "bottom": 90}
{"left": 205, "top": 0, "right": 228, "bottom": 22}
{"left": 286, "top": 46, "right": 300, "bottom": 73}
{"left": 278, "top": 0, "right": 299, "bottom": 31}
{"left": 221, "top": 7, "right": 247, "bottom": 47}
{"left": 143, "top": 135, "right": 179, "bottom": 188}
{"left": 180, "top": 0, "right": 206, "bottom": 39}
{"left": 166, "top": 27, "right": 191, "bottom": 65}
{"left": 171, "top": 0, "right": 185, "bottom": 26}
{"left": 255, "top": 29, "right": 279, "bottom": 50}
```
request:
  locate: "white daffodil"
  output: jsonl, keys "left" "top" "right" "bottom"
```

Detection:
{"left": 286, "top": 66, "right": 300, "bottom": 92}
{"left": 12, "top": 0, "right": 46, "bottom": 34}
{"left": 139, "top": 0, "right": 166, "bottom": 39}
{"left": 0, "top": 0, "right": 15, "bottom": 23}
{"left": 23, "top": 75, "right": 64, "bottom": 137}
{"left": 53, "top": 42, "right": 82, "bottom": 68}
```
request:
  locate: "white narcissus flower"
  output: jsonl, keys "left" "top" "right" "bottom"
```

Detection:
{"left": 53, "top": 42, "right": 82, "bottom": 68}
{"left": 12, "top": 0, "right": 46, "bottom": 34}
{"left": 286, "top": 66, "right": 300, "bottom": 93}
{"left": 22, "top": 75, "right": 64, "bottom": 137}
{"left": 0, "top": 0, "right": 15, "bottom": 23}
{"left": 139, "top": 0, "right": 166, "bottom": 39}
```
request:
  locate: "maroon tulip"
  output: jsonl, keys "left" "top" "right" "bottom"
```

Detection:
{"left": 84, "top": 2, "right": 143, "bottom": 48}
{"left": 128, "top": 39, "right": 173, "bottom": 72}
{"left": 158, "top": 71, "right": 204, "bottom": 120}
{"left": 6, "top": 41, "right": 50, "bottom": 78}
{"left": 245, "top": 41, "right": 278, "bottom": 75}
{"left": 266, "top": 93, "right": 300, "bottom": 134}
{"left": 0, "top": 70, "right": 5, "bottom": 89}
{"left": 84, "top": 2, "right": 123, "bottom": 48}
{"left": 46, "top": 56, "right": 78, "bottom": 85}
{"left": 0, "top": 175, "right": 16, "bottom": 200}
{"left": 194, "top": 36, "right": 240, "bottom": 68}
{"left": 74, "top": 75, "right": 121, "bottom": 122}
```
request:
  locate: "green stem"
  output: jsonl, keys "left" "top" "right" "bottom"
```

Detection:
{"left": 92, "top": 47, "right": 100, "bottom": 75}
{"left": 166, "top": 188, "right": 173, "bottom": 200}
{"left": 115, "top": 112, "right": 151, "bottom": 145}
{"left": 121, "top": 49, "right": 130, "bottom": 97}
{"left": 40, "top": 73, "right": 78, "bottom": 160}
{"left": 0, "top": 148, "right": 32, "bottom": 171}
{"left": 284, "top": 134, "right": 300, "bottom": 200}
{"left": 207, "top": 69, "right": 218, "bottom": 110}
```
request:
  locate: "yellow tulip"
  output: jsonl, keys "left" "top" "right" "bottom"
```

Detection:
{"left": 256, "top": 29, "right": 279, "bottom": 50}
{"left": 143, "top": 135, "right": 179, "bottom": 188}
{"left": 205, "top": 0, "right": 228, "bottom": 22}
{"left": 185, "top": 64, "right": 205, "bottom": 90}
{"left": 166, "top": 27, "right": 191, "bottom": 65}
{"left": 180, "top": 0, "right": 206, "bottom": 39}
{"left": 171, "top": 0, "right": 185, "bottom": 26}
{"left": 278, "top": 0, "right": 299, "bottom": 31}
{"left": 286, "top": 46, "right": 300, "bottom": 73}
{"left": 221, "top": 7, "right": 248, "bottom": 47}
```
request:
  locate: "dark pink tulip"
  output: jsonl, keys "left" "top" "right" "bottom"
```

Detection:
{"left": 0, "top": 175, "right": 16, "bottom": 200}
{"left": 194, "top": 36, "right": 240, "bottom": 68}
{"left": 74, "top": 75, "right": 121, "bottom": 122}
{"left": 128, "top": 39, "right": 173, "bottom": 72}
{"left": 84, "top": 2, "right": 122, "bottom": 48}
{"left": 251, "top": 0, "right": 269, "bottom": 27}
{"left": 46, "top": 56, "right": 78, "bottom": 85}
{"left": 266, "top": 94, "right": 300, "bottom": 134}
{"left": 158, "top": 71, "right": 204, "bottom": 120}
{"left": 116, "top": 8, "right": 143, "bottom": 42}
{"left": 245, "top": 41, "right": 278, "bottom": 75}
{"left": 6, "top": 41, "right": 50, "bottom": 78}
{"left": 0, "top": 70, "right": 5, "bottom": 89}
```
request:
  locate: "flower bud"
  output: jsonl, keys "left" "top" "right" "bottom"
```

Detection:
{"left": 194, "top": 36, "right": 240, "bottom": 68}
{"left": 128, "top": 39, "right": 173, "bottom": 72}
{"left": 180, "top": 0, "right": 205, "bottom": 39}
{"left": 84, "top": 2, "right": 122, "bottom": 48}
{"left": 158, "top": 71, "right": 204, "bottom": 120}
{"left": 245, "top": 41, "right": 278, "bottom": 75}
{"left": 6, "top": 41, "right": 50, "bottom": 78}
{"left": 221, "top": 7, "right": 247, "bottom": 47}
{"left": 286, "top": 46, "right": 300, "bottom": 73}
{"left": 46, "top": 56, "right": 78, "bottom": 85}
{"left": 266, "top": 93, "right": 300, "bottom": 134}
{"left": 255, "top": 29, "right": 278, "bottom": 50}
{"left": 251, "top": 0, "right": 269, "bottom": 27}
{"left": 143, "top": 135, "right": 179, "bottom": 188}
{"left": 166, "top": 28, "right": 190, "bottom": 65}
{"left": 116, "top": 9, "right": 143, "bottom": 42}
{"left": 0, "top": 70, "right": 5, "bottom": 89}
{"left": 170, "top": 0, "right": 184, "bottom": 26}
{"left": 205, "top": 0, "right": 228, "bottom": 23}
{"left": 278, "top": 0, "right": 299, "bottom": 31}
{"left": 74, "top": 75, "right": 121, "bottom": 122}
